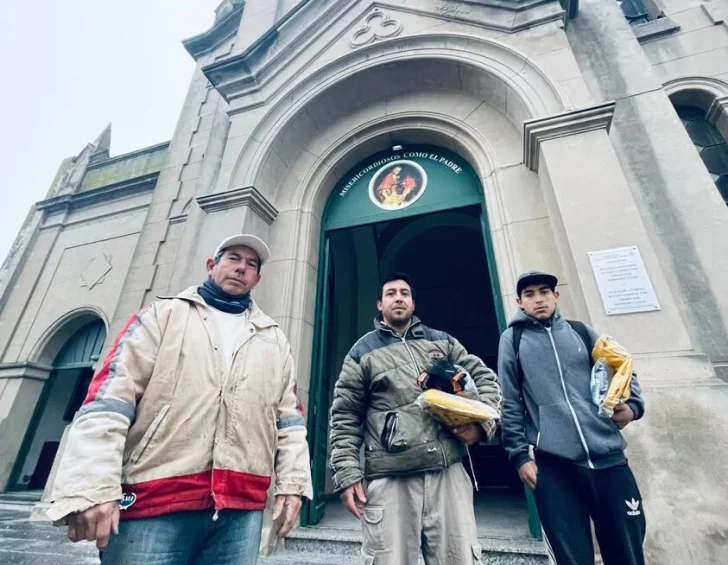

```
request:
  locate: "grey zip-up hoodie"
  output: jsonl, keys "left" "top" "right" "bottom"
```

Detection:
{"left": 498, "top": 308, "right": 645, "bottom": 471}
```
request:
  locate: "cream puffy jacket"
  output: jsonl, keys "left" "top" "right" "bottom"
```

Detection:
{"left": 48, "top": 287, "right": 312, "bottom": 523}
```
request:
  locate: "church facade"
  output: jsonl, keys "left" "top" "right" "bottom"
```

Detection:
{"left": 1, "top": 1, "right": 728, "bottom": 563}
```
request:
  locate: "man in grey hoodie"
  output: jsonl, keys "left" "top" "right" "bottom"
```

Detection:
{"left": 498, "top": 271, "right": 646, "bottom": 565}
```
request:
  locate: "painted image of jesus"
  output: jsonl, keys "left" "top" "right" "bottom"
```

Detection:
{"left": 370, "top": 161, "right": 427, "bottom": 210}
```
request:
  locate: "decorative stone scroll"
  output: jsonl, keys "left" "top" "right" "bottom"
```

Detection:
{"left": 350, "top": 8, "right": 403, "bottom": 48}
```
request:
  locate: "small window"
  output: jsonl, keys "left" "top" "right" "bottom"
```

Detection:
{"left": 619, "top": 0, "right": 649, "bottom": 24}
{"left": 675, "top": 105, "right": 728, "bottom": 205}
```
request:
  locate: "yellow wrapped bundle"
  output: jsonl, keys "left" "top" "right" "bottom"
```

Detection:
{"left": 417, "top": 389, "right": 500, "bottom": 428}
{"left": 591, "top": 336, "right": 633, "bottom": 416}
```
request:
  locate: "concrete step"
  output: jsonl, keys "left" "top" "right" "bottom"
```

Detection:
{"left": 259, "top": 525, "right": 548, "bottom": 565}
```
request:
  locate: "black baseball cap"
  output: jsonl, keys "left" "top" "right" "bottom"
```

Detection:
{"left": 516, "top": 271, "right": 558, "bottom": 296}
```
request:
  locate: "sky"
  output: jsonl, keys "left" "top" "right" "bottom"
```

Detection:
{"left": 0, "top": 0, "right": 222, "bottom": 264}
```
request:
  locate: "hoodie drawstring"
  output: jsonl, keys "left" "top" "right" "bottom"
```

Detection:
{"left": 466, "top": 446, "right": 479, "bottom": 492}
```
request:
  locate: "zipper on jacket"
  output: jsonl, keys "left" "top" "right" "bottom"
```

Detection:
{"left": 545, "top": 326, "right": 594, "bottom": 469}
{"left": 401, "top": 335, "right": 420, "bottom": 378}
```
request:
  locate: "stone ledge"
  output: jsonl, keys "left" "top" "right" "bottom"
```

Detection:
{"left": 0, "top": 362, "right": 53, "bottom": 381}
{"left": 523, "top": 101, "right": 616, "bottom": 172}
{"left": 35, "top": 173, "right": 158, "bottom": 215}
{"left": 196, "top": 186, "right": 279, "bottom": 224}
{"left": 702, "top": 1, "right": 728, "bottom": 25}
{"left": 633, "top": 17, "right": 681, "bottom": 43}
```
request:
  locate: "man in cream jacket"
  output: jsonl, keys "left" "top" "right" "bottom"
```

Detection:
{"left": 48, "top": 234, "right": 312, "bottom": 565}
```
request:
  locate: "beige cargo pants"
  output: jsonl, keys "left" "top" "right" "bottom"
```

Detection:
{"left": 360, "top": 462, "right": 481, "bottom": 565}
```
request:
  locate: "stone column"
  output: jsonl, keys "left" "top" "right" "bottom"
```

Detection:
{"left": 0, "top": 363, "right": 52, "bottom": 490}
{"left": 524, "top": 103, "right": 728, "bottom": 563}
{"left": 524, "top": 102, "right": 695, "bottom": 366}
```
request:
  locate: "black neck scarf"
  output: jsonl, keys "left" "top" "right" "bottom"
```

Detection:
{"left": 198, "top": 277, "right": 252, "bottom": 314}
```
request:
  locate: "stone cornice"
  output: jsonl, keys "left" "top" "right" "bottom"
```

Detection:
{"left": 523, "top": 101, "right": 616, "bottom": 172}
{"left": 202, "top": 0, "right": 565, "bottom": 103}
{"left": 183, "top": 3, "right": 245, "bottom": 60}
{"left": 196, "top": 186, "right": 278, "bottom": 224}
{"left": 35, "top": 173, "right": 159, "bottom": 215}
{"left": 0, "top": 362, "right": 53, "bottom": 382}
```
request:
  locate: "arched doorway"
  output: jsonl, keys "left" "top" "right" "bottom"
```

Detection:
{"left": 7, "top": 319, "right": 106, "bottom": 491}
{"left": 303, "top": 145, "right": 538, "bottom": 536}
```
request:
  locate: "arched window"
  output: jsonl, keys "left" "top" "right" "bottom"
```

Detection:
{"left": 674, "top": 105, "right": 728, "bottom": 205}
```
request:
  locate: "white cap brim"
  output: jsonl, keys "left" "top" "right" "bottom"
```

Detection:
{"left": 214, "top": 234, "right": 271, "bottom": 264}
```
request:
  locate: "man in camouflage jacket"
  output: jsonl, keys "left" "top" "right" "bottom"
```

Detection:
{"left": 329, "top": 273, "right": 501, "bottom": 565}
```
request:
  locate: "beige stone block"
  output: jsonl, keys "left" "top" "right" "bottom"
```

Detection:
{"left": 539, "top": 130, "right": 694, "bottom": 355}
{"left": 505, "top": 82, "right": 531, "bottom": 129}
{"left": 305, "top": 99, "right": 388, "bottom": 159}
{"left": 267, "top": 210, "right": 320, "bottom": 268}
{"left": 497, "top": 21, "right": 569, "bottom": 57}
{"left": 459, "top": 67, "right": 507, "bottom": 112}
{"left": 557, "top": 77, "right": 595, "bottom": 110}
{"left": 658, "top": 0, "right": 702, "bottom": 13}
{"left": 385, "top": 91, "right": 483, "bottom": 122}
{"left": 644, "top": 25, "right": 728, "bottom": 66}
{"left": 625, "top": 382, "right": 728, "bottom": 564}
{"left": 652, "top": 47, "right": 728, "bottom": 82}
{"left": 256, "top": 148, "right": 290, "bottom": 197}
{"left": 497, "top": 164, "right": 547, "bottom": 225}
{"left": 554, "top": 283, "right": 578, "bottom": 319}
{"left": 273, "top": 150, "right": 321, "bottom": 214}
{"left": 529, "top": 48, "right": 583, "bottom": 84}
{"left": 666, "top": 6, "right": 713, "bottom": 33}
{"left": 464, "top": 103, "right": 523, "bottom": 168}
{"left": 505, "top": 217, "right": 565, "bottom": 282}
{"left": 489, "top": 227, "right": 517, "bottom": 301}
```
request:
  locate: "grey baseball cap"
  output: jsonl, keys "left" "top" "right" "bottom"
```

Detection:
{"left": 516, "top": 270, "right": 558, "bottom": 296}
{"left": 214, "top": 234, "right": 270, "bottom": 264}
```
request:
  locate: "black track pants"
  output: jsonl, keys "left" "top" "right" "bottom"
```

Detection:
{"left": 533, "top": 453, "right": 646, "bottom": 565}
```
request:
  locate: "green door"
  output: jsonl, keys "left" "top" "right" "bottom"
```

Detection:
{"left": 303, "top": 237, "right": 334, "bottom": 525}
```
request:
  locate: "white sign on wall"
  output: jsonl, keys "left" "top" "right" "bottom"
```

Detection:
{"left": 588, "top": 246, "right": 660, "bottom": 315}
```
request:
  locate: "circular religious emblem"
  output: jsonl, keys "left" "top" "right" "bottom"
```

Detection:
{"left": 369, "top": 160, "right": 428, "bottom": 210}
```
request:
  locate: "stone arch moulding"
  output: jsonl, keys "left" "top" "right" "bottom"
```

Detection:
{"left": 28, "top": 307, "right": 109, "bottom": 368}
{"left": 260, "top": 114, "right": 518, "bottom": 329}
{"left": 664, "top": 76, "right": 728, "bottom": 119}
{"left": 228, "top": 32, "right": 571, "bottom": 192}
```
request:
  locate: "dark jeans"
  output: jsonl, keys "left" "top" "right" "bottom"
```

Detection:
{"left": 534, "top": 453, "right": 646, "bottom": 565}
{"left": 99, "top": 508, "right": 263, "bottom": 565}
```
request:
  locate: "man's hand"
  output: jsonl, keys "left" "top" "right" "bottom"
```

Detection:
{"left": 518, "top": 461, "right": 538, "bottom": 490}
{"left": 272, "top": 495, "right": 302, "bottom": 538}
{"left": 339, "top": 481, "right": 367, "bottom": 518}
{"left": 67, "top": 501, "right": 120, "bottom": 549}
{"left": 450, "top": 422, "right": 482, "bottom": 446}
{"left": 611, "top": 403, "right": 635, "bottom": 430}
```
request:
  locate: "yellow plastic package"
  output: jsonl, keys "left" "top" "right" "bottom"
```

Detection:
{"left": 416, "top": 389, "right": 500, "bottom": 428}
{"left": 590, "top": 336, "right": 633, "bottom": 417}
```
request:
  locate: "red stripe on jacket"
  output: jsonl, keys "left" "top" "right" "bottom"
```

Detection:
{"left": 120, "top": 469, "right": 271, "bottom": 519}
{"left": 83, "top": 308, "right": 148, "bottom": 406}
{"left": 293, "top": 384, "right": 304, "bottom": 417}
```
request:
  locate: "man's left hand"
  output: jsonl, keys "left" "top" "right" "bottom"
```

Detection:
{"left": 611, "top": 403, "right": 635, "bottom": 430}
{"left": 272, "top": 495, "right": 302, "bottom": 538}
{"left": 450, "top": 423, "right": 482, "bottom": 446}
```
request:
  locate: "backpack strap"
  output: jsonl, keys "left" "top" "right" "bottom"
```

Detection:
{"left": 566, "top": 320, "right": 595, "bottom": 367}
{"left": 512, "top": 325, "right": 524, "bottom": 389}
